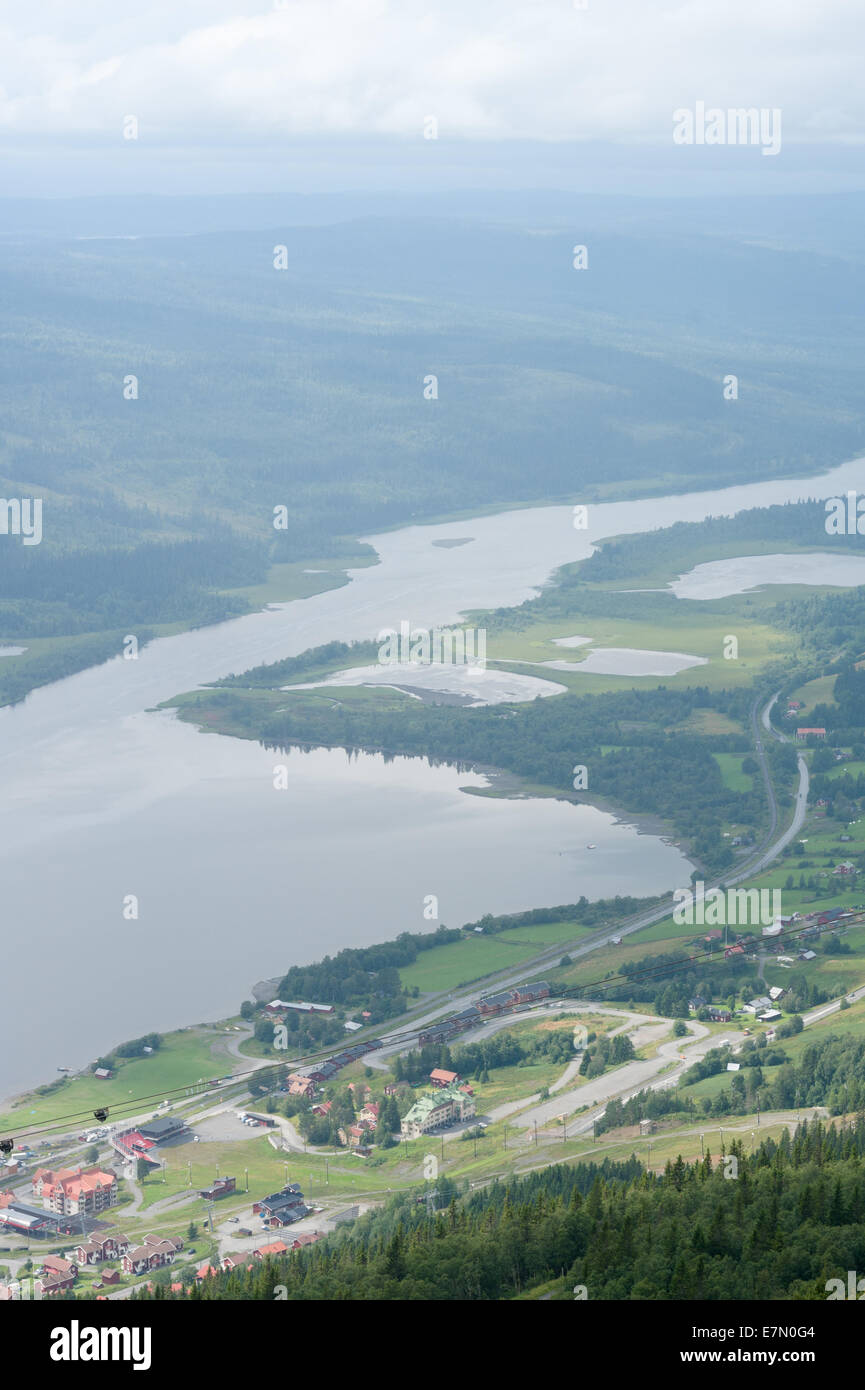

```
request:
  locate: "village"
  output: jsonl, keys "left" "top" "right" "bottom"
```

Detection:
{"left": 0, "top": 979, "right": 556, "bottom": 1299}
{"left": 2, "top": 792, "right": 864, "bottom": 1304}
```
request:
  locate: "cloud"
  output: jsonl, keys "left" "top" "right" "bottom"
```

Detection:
{"left": 0, "top": 0, "right": 863, "bottom": 146}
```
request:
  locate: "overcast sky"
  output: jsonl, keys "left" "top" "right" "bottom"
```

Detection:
{"left": 1, "top": 0, "right": 863, "bottom": 196}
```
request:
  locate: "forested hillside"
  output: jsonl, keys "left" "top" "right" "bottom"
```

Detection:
{"left": 3, "top": 207, "right": 865, "bottom": 709}
{"left": 3, "top": 214, "right": 865, "bottom": 634}
{"left": 132, "top": 1119, "right": 865, "bottom": 1301}
{"left": 234, "top": 683, "right": 764, "bottom": 873}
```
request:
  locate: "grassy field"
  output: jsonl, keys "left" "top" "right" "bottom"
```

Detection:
{"left": 222, "top": 552, "right": 377, "bottom": 611}
{"left": 822, "top": 759, "right": 865, "bottom": 781}
{"left": 486, "top": 607, "right": 795, "bottom": 696}
{"left": 788, "top": 674, "right": 838, "bottom": 712}
{"left": 580, "top": 536, "right": 865, "bottom": 593}
{"left": 675, "top": 708, "right": 746, "bottom": 736}
{"left": 398, "top": 921, "right": 593, "bottom": 993}
{"left": 0, "top": 1028, "right": 235, "bottom": 1135}
{"left": 712, "top": 752, "right": 754, "bottom": 792}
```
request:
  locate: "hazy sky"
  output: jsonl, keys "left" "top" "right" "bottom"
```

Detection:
{"left": 0, "top": 1, "right": 863, "bottom": 196}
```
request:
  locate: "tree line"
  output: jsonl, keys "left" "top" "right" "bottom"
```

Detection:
{"left": 131, "top": 1118, "right": 865, "bottom": 1300}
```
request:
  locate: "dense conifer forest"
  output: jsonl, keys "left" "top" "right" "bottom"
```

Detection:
{"left": 131, "top": 1119, "right": 865, "bottom": 1301}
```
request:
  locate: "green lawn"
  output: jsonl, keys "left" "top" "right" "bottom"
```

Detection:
{"left": 712, "top": 753, "right": 754, "bottom": 793}
{"left": 678, "top": 1070, "right": 736, "bottom": 1103}
{"left": 0, "top": 1028, "right": 234, "bottom": 1135}
{"left": 788, "top": 674, "right": 837, "bottom": 712}
{"left": 399, "top": 921, "right": 592, "bottom": 994}
{"left": 487, "top": 609, "right": 793, "bottom": 696}
{"left": 221, "top": 552, "right": 376, "bottom": 610}
{"left": 821, "top": 759, "right": 865, "bottom": 781}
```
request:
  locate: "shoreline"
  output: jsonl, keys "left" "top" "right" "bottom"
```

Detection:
{"left": 2, "top": 461, "right": 851, "bottom": 1109}
{"left": 4, "top": 452, "right": 858, "bottom": 712}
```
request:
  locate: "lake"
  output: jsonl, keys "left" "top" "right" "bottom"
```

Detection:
{"left": 669, "top": 551, "right": 865, "bottom": 600}
{"left": 1, "top": 456, "right": 864, "bottom": 1095}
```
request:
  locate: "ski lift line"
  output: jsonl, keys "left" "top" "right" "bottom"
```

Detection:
{"left": 4, "top": 913, "right": 860, "bottom": 1146}
{"left": 0, "top": 1022, "right": 429, "bottom": 1145}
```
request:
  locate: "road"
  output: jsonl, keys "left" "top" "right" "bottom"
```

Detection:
{"left": 0, "top": 686, "right": 816, "bottom": 1190}
{"left": 488, "top": 1021, "right": 744, "bottom": 1134}
{"left": 804, "top": 981, "right": 865, "bottom": 1025}
{"left": 204, "top": 691, "right": 810, "bottom": 1101}
{"left": 370, "top": 692, "right": 811, "bottom": 1051}
{"left": 752, "top": 692, "right": 810, "bottom": 868}
{"left": 243, "top": 687, "right": 814, "bottom": 1105}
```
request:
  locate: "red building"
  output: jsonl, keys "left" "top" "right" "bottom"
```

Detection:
{"left": 122, "top": 1233, "right": 183, "bottom": 1277}
{"left": 199, "top": 1176, "right": 236, "bottom": 1201}
{"left": 429, "top": 1069, "right": 459, "bottom": 1088}
{"left": 33, "top": 1166, "right": 118, "bottom": 1216}
{"left": 75, "top": 1231, "right": 129, "bottom": 1265}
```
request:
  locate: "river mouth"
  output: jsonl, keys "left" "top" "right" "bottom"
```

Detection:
{"left": 1, "top": 456, "right": 864, "bottom": 1096}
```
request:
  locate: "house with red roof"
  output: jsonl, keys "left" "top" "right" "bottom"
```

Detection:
{"left": 290, "top": 1231, "right": 322, "bottom": 1250}
{"left": 340, "top": 1121, "right": 373, "bottom": 1149}
{"left": 285, "top": 1073, "right": 316, "bottom": 1100}
{"left": 121, "top": 1233, "right": 182, "bottom": 1277}
{"left": 40, "top": 1255, "right": 78, "bottom": 1280}
{"left": 33, "top": 1165, "right": 118, "bottom": 1216}
{"left": 255, "top": 1240, "right": 289, "bottom": 1259}
{"left": 75, "top": 1230, "right": 129, "bottom": 1265}
{"left": 36, "top": 1271, "right": 76, "bottom": 1297}
{"left": 430, "top": 1069, "right": 459, "bottom": 1088}
{"left": 111, "top": 1130, "right": 159, "bottom": 1166}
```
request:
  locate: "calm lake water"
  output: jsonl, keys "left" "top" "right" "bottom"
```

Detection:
{"left": 669, "top": 551, "right": 865, "bottom": 600}
{"left": 1, "top": 457, "right": 864, "bottom": 1095}
{"left": 543, "top": 649, "right": 707, "bottom": 677}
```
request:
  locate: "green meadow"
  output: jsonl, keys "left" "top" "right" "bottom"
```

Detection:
{"left": 0, "top": 1028, "right": 233, "bottom": 1136}
{"left": 712, "top": 753, "right": 754, "bottom": 793}
{"left": 398, "top": 920, "right": 594, "bottom": 994}
{"left": 486, "top": 607, "right": 794, "bottom": 697}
